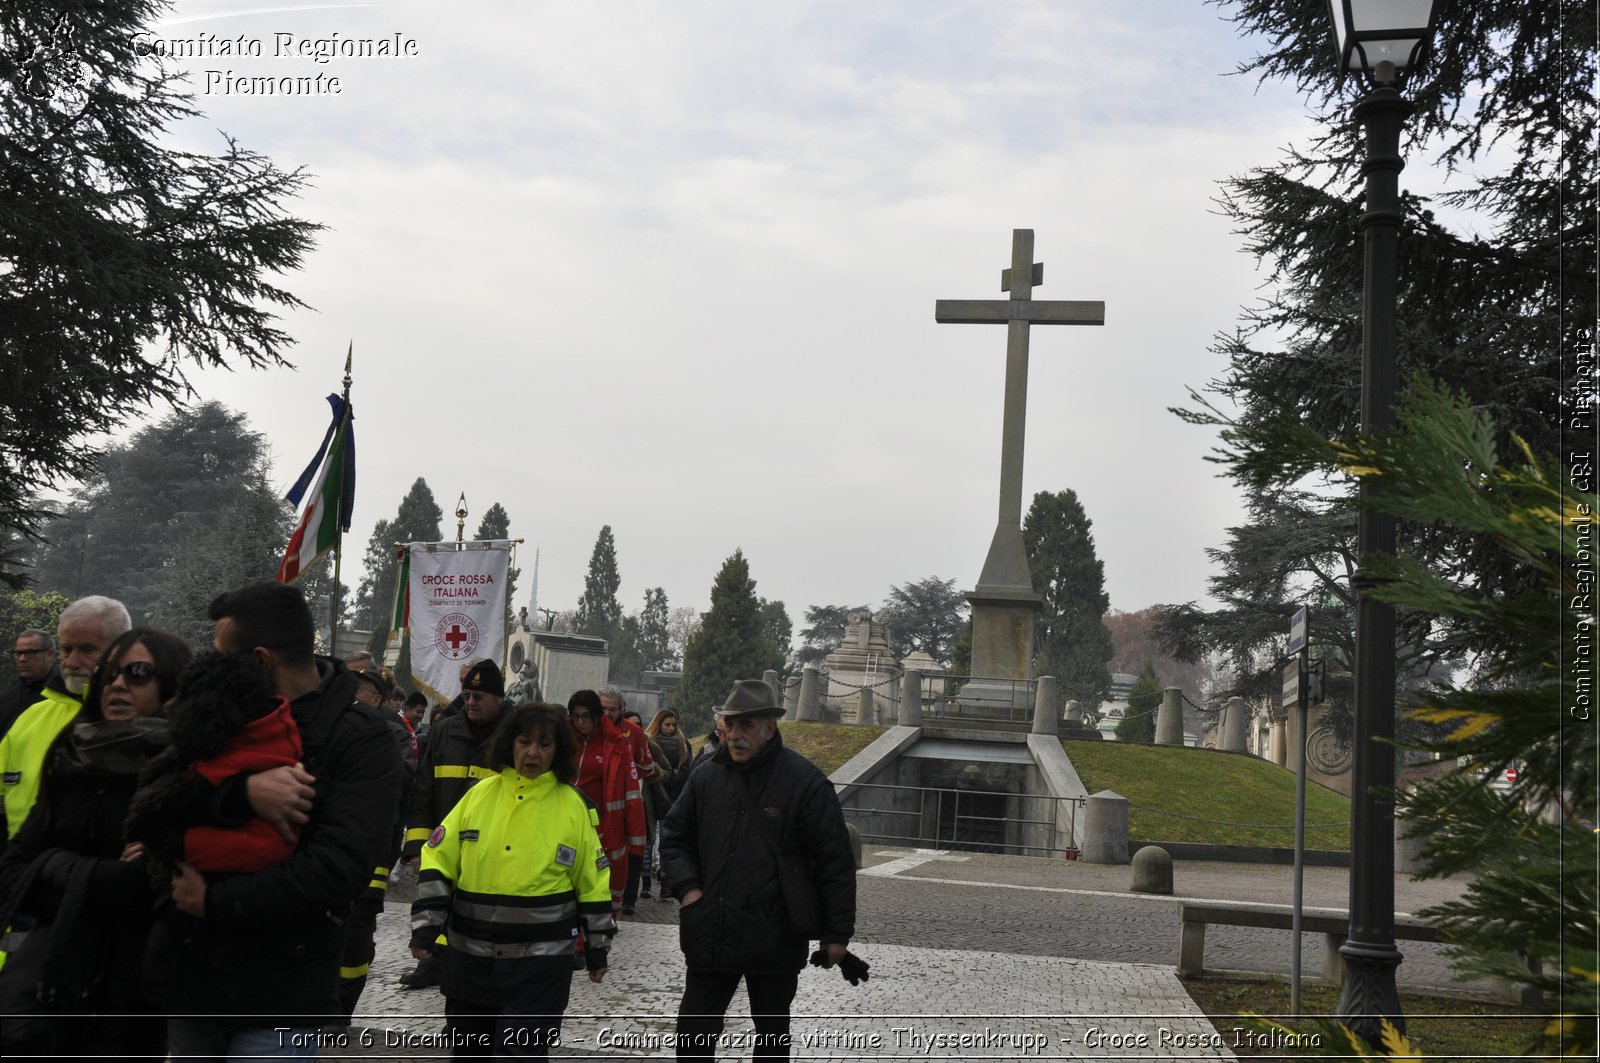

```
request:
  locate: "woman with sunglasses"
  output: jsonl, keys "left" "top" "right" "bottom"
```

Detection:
{"left": 0, "top": 627, "right": 191, "bottom": 1061}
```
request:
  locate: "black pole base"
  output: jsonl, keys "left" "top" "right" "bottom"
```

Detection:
{"left": 1336, "top": 939, "right": 1406, "bottom": 1050}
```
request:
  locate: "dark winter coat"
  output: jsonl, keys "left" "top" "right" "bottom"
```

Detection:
{"left": 659, "top": 729, "right": 855, "bottom": 974}
{"left": 0, "top": 716, "right": 170, "bottom": 1058}
{"left": 151, "top": 657, "right": 404, "bottom": 1030}
{"left": 401, "top": 709, "right": 500, "bottom": 860}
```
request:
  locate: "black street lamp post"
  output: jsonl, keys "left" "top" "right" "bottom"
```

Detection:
{"left": 1324, "top": 0, "right": 1441, "bottom": 1047}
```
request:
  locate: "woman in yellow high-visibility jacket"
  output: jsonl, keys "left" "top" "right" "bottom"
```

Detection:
{"left": 410, "top": 704, "right": 614, "bottom": 1060}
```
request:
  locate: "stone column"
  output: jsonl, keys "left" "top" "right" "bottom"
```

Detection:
{"left": 1221, "top": 696, "right": 1249, "bottom": 752}
{"left": 762, "top": 669, "right": 782, "bottom": 711}
{"left": 901, "top": 671, "right": 923, "bottom": 726}
{"left": 1064, "top": 700, "right": 1083, "bottom": 726}
{"left": 1155, "top": 687, "right": 1185, "bottom": 746}
{"left": 782, "top": 676, "right": 799, "bottom": 716}
{"left": 1080, "top": 790, "right": 1129, "bottom": 864}
{"left": 858, "top": 688, "right": 876, "bottom": 726}
{"left": 796, "top": 666, "right": 821, "bottom": 722}
{"left": 1031, "top": 675, "right": 1059, "bottom": 735}
{"left": 1269, "top": 716, "right": 1288, "bottom": 766}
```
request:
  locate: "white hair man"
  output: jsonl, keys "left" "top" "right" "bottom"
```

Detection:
{"left": 0, "top": 595, "right": 132, "bottom": 841}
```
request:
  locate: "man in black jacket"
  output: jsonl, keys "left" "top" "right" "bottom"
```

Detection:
{"left": 0, "top": 628, "right": 57, "bottom": 737}
{"left": 660, "top": 680, "right": 856, "bottom": 1061}
{"left": 161, "top": 581, "right": 404, "bottom": 1058}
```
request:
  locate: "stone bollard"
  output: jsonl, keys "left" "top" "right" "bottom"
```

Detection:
{"left": 1031, "top": 676, "right": 1059, "bottom": 735}
{"left": 796, "top": 666, "right": 821, "bottom": 722}
{"left": 1221, "top": 696, "right": 1250, "bottom": 752}
{"left": 1080, "top": 790, "right": 1130, "bottom": 864}
{"left": 1064, "top": 700, "right": 1083, "bottom": 725}
{"left": 857, "top": 688, "right": 876, "bottom": 725}
{"left": 783, "top": 676, "right": 799, "bottom": 716}
{"left": 1156, "top": 687, "right": 1185, "bottom": 746}
{"left": 1131, "top": 845, "right": 1173, "bottom": 894}
{"left": 844, "top": 822, "right": 863, "bottom": 869}
{"left": 901, "top": 670, "right": 923, "bottom": 726}
{"left": 763, "top": 670, "right": 782, "bottom": 711}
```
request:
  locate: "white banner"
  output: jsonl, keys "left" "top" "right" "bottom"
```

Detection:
{"left": 405, "top": 540, "right": 512, "bottom": 703}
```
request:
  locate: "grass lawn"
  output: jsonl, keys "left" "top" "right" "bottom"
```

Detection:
{"left": 1184, "top": 976, "right": 1546, "bottom": 1059}
{"left": 1062, "top": 740, "right": 1352, "bottom": 850}
{"left": 690, "top": 721, "right": 886, "bottom": 777}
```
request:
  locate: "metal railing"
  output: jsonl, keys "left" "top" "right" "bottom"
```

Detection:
{"left": 835, "top": 779, "right": 1084, "bottom": 857}
{"left": 914, "top": 673, "right": 1039, "bottom": 726}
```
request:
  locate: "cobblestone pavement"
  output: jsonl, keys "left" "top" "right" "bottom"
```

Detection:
{"left": 330, "top": 849, "right": 1481, "bottom": 1059}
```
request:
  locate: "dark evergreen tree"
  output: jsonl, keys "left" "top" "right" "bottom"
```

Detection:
{"left": 879, "top": 576, "right": 967, "bottom": 666}
{"left": 1, "top": 1, "right": 322, "bottom": 587}
{"left": 29, "top": 403, "right": 292, "bottom": 646}
{"left": 1159, "top": 0, "right": 1594, "bottom": 709}
{"left": 608, "top": 588, "right": 671, "bottom": 687}
{"left": 759, "top": 598, "right": 792, "bottom": 669}
{"left": 355, "top": 478, "right": 443, "bottom": 659}
{"left": 1023, "top": 489, "right": 1114, "bottom": 719}
{"left": 1115, "top": 662, "right": 1162, "bottom": 744}
{"left": 574, "top": 525, "right": 623, "bottom": 645}
{"left": 674, "top": 549, "right": 782, "bottom": 734}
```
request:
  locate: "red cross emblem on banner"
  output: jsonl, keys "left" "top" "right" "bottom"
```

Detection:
{"left": 433, "top": 612, "right": 480, "bottom": 661}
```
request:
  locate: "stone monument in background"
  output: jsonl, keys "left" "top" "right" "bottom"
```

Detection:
{"left": 823, "top": 611, "right": 899, "bottom": 722}
{"left": 935, "top": 228, "right": 1105, "bottom": 718}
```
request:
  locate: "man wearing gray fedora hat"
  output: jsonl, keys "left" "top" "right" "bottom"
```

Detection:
{"left": 659, "top": 679, "right": 856, "bottom": 1060}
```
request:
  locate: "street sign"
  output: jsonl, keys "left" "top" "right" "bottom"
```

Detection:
{"left": 1283, "top": 659, "right": 1303, "bottom": 708}
{"left": 1506, "top": 767, "right": 1518, "bottom": 783}
{"left": 1288, "top": 606, "right": 1308, "bottom": 655}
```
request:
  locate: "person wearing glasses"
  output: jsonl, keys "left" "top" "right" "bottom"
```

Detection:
{"left": 0, "top": 627, "right": 192, "bottom": 1061}
{"left": 0, "top": 596, "right": 132, "bottom": 846}
{"left": 0, "top": 629, "right": 58, "bottom": 738}
{"left": 399, "top": 660, "right": 506, "bottom": 990}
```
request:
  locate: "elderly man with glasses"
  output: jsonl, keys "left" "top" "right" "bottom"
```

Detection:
{"left": 398, "top": 659, "right": 506, "bottom": 989}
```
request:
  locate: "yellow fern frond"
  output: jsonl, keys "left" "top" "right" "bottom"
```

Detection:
{"left": 1378, "top": 1018, "right": 1421, "bottom": 1059}
{"left": 1408, "top": 707, "right": 1499, "bottom": 739}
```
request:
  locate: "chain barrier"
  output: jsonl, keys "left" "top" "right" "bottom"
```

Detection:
{"left": 819, "top": 674, "right": 899, "bottom": 693}
{"left": 1128, "top": 803, "right": 1346, "bottom": 830}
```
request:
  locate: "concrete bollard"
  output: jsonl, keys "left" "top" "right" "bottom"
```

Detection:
{"left": 1221, "top": 696, "right": 1249, "bottom": 752}
{"left": 1131, "top": 845, "right": 1173, "bottom": 894}
{"left": 1156, "top": 687, "right": 1185, "bottom": 746}
{"left": 796, "top": 666, "right": 821, "bottom": 722}
{"left": 1080, "top": 790, "right": 1130, "bottom": 864}
{"left": 901, "top": 670, "right": 923, "bottom": 726}
{"left": 1031, "top": 676, "right": 1059, "bottom": 736}
{"left": 858, "top": 688, "right": 876, "bottom": 725}
{"left": 783, "top": 676, "right": 799, "bottom": 716}
{"left": 763, "top": 670, "right": 782, "bottom": 711}
{"left": 844, "top": 822, "right": 863, "bottom": 869}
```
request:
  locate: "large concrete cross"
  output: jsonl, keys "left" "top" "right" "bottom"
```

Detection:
{"left": 936, "top": 228, "right": 1105, "bottom": 529}
{"left": 935, "top": 229, "right": 1104, "bottom": 698}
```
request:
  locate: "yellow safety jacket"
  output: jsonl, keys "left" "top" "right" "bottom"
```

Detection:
{"left": 411, "top": 768, "right": 614, "bottom": 963}
{"left": 0, "top": 687, "right": 83, "bottom": 839}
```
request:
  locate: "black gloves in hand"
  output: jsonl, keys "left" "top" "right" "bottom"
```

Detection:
{"left": 809, "top": 947, "right": 870, "bottom": 985}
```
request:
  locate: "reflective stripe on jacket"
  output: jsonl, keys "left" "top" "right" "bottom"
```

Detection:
{"left": 411, "top": 768, "right": 614, "bottom": 963}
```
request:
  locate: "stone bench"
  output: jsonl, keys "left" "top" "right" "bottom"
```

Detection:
{"left": 1177, "top": 900, "right": 1440, "bottom": 985}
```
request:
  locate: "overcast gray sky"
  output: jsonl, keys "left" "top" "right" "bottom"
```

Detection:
{"left": 121, "top": 0, "right": 1325, "bottom": 623}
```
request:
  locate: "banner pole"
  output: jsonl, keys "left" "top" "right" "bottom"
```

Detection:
{"left": 329, "top": 342, "right": 353, "bottom": 647}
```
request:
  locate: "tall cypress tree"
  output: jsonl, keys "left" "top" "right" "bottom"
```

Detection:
{"left": 574, "top": 525, "right": 622, "bottom": 644}
{"left": 1115, "top": 661, "right": 1162, "bottom": 744}
{"left": 356, "top": 478, "right": 443, "bottom": 660}
{"left": 1023, "top": 489, "right": 1115, "bottom": 720}
{"left": 674, "top": 549, "right": 782, "bottom": 734}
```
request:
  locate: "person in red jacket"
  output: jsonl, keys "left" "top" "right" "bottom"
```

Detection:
{"left": 567, "top": 689, "right": 644, "bottom": 919}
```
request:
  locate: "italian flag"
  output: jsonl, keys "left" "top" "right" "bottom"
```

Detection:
{"left": 390, "top": 545, "right": 411, "bottom": 633}
{"left": 277, "top": 395, "right": 355, "bottom": 583}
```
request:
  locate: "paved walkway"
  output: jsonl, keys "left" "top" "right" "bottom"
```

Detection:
{"left": 327, "top": 848, "right": 1482, "bottom": 1060}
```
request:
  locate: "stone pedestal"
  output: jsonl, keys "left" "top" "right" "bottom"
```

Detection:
{"left": 1155, "top": 687, "right": 1185, "bottom": 746}
{"left": 900, "top": 671, "right": 923, "bottom": 726}
{"left": 1081, "top": 790, "right": 1130, "bottom": 864}
{"left": 858, "top": 688, "right": 877, "bottom": 726}
{"left": 782, "top": 676, "right": 799, "bottom": 716}
{"left": 1221, "top": 696, "right": 1249, "bottom": 752}
{"left": 796, "top": 666, "right": 821, "bottom": 722}
{"left": 1031, "top": 675, "right": 1059, "bottom": 735}
{"left": 824, "top": 612, "right": 898, "bottom": 721}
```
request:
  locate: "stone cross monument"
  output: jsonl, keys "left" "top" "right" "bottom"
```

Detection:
{"left": 936, "top": 229, "right": 1104, "bottom": 709}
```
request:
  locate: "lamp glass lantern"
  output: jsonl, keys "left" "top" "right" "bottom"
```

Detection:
{"left": 1327, "top": 0, "right": 1442, "bottom": 76}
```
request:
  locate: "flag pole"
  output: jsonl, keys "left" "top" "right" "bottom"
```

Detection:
{"left": 330, "top": 342, "right": 353, "bottom": 646}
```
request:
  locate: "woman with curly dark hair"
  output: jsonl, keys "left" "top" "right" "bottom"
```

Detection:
{"left": 0, "top": 627, "right": 192, "bottom": 1061}
{"left": 410, "top": 704, "right": 615, "bottom": 1059}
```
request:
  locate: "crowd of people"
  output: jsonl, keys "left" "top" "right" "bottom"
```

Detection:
{"left": 0, "top": 584, "right": 858, "bottom": 1061}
